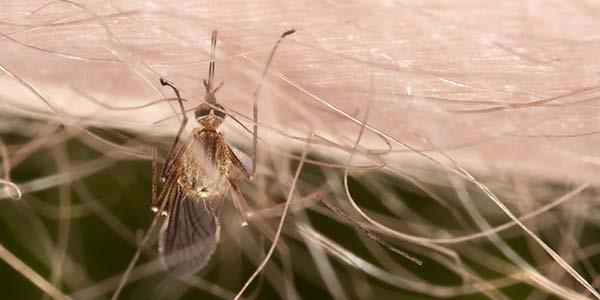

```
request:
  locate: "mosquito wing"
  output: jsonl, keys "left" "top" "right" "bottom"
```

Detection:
{"left": 226, "top": 145, "right": 250, "bottom": 179}
{"left": 158, "top": 183, "right": 223, "bottom": 276}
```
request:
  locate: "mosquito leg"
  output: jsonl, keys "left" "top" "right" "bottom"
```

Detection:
{"left": 247, "top": 191, "right": 322, "bottom": 221}
{"left": 229, "top": 180, "right": 249, "bottom": 227}
{"left": 318, "top": 195, "right": 422, "bottom": 266}
{"left": 159, "top": 78, "right": 188, "bottom": 181}
{"left": 151, "top": 146, "right": 159, "bottom": 211}
{"left": 251, "top": 29, "right": 296, "bottom": 178}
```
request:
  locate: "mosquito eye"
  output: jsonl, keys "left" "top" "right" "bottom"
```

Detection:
{"left": 195, "top": 107, "right": 211, "bottom": 119}
{"left": 214, "top": 104, "right": 226, "bottom": 118}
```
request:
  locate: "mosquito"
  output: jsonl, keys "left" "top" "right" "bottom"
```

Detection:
{"left": 152, "top": 29, "right": 295, "bottom": 275}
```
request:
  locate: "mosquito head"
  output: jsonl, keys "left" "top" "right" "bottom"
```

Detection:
{"left": 195, "top": 102, "right": 225, "bottom": 129}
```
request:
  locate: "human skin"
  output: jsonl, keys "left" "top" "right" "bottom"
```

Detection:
{"left": 0, "top": 0, "right": 599, "bottom": 182}
{"left": 1, "top": 2, "right": 600, "bottom": 299}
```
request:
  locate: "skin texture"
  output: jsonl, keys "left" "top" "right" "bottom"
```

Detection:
{"left": 0, "top": 2, "right": 598, "bottom": 179}
{"left": 1, "top": 2, "right": 600, "bottom": 299}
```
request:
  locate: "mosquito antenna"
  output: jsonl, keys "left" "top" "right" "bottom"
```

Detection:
{"left": 204, "top": 30, "right": 218, "bottom": 104}
{"left": 251, "top": 29, "right": 296, "bottom": 176}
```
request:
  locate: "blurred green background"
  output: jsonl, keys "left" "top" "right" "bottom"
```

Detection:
{"left": 1, "top": 116, "right": 597, "bottom": 300}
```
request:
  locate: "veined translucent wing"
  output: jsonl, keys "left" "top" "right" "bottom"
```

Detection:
{"left": 158, "top": 181, "right": 223, "bottom": 275}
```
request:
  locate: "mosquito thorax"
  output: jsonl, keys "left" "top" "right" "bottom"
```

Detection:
{"left": 195, "top": 102, "right": 225, "bottom": 130}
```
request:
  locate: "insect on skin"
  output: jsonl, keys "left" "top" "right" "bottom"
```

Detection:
{"left": 153, "top": 29, "right": 295, "bottom": 275}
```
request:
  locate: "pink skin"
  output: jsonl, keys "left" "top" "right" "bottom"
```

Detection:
{"left": 0, "top": 1, "right": 597, "bottom": 182}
